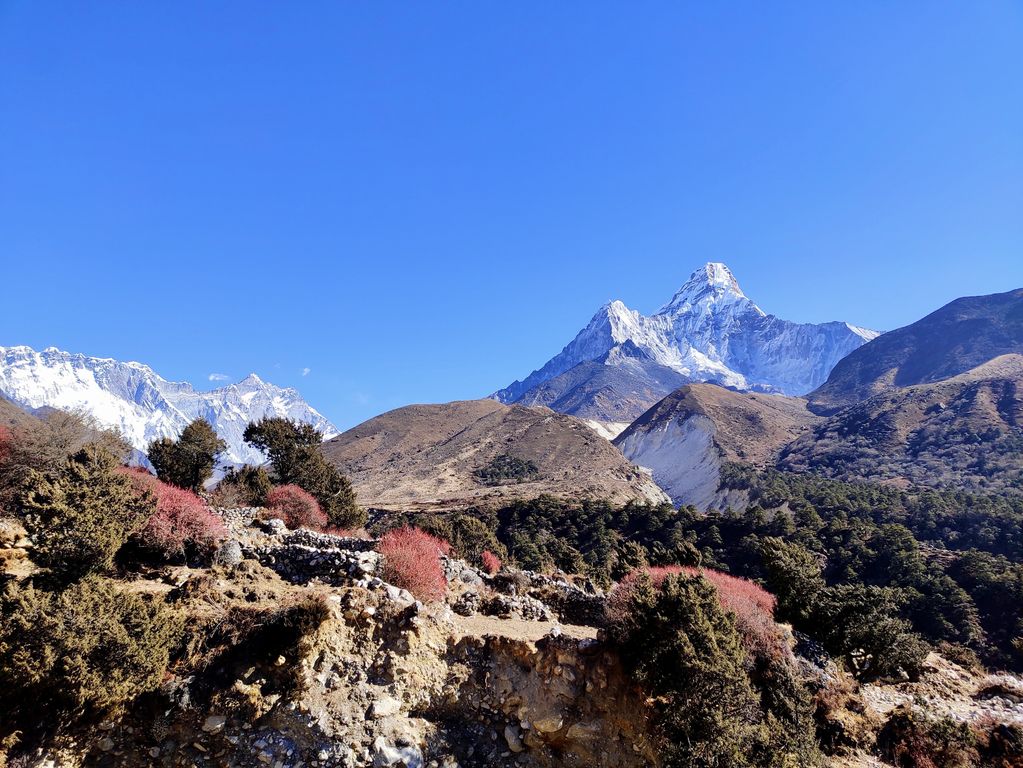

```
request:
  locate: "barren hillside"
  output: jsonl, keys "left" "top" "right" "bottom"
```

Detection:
{"left": 321, "top": 399, "right": 668, "bottom": 509}
{"left": 781, "top": 355, "right": 1023, "bottom": 492}
{"left": 613, "top": 383, "right": 819, "bottom": 509}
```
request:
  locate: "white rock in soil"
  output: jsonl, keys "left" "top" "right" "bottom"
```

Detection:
{"left": 369, "top": 696, "right": 402, "bottom": 719}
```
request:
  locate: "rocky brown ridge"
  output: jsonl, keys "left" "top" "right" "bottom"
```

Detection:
{"left": 808, "top": 287, "right": 1023, "bottom": 415}
{"left": 0, "top": 393, "right": 33, "bottom": 428}
{"left": 616, "top": 383, "right": 820, "bottom": 468}
{"left": 613, "top": 383, "right": 821, "bottom": 509}
{"left": 320, "top": 399, "right": 668, "bottom": 510}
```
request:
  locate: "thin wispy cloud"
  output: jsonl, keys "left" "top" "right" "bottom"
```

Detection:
{"left": 301, "top": 367, "right": 311, "bottom": 377}
{"left": 208, "top": 373, "right": 229, "bottom": 382}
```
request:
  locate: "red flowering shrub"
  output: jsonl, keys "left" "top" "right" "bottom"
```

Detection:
{"left": 609, "top": 565, "right": 782, "bottom": 658}
{"left": 481, "top": 550, "right": 502, "bottom": 575}
{"left": 376, "top": 526, "right": 449, "bottom": 602}
{"left": 119, "top": 467, "right": 226, "bottom": 559}
{"left": 267, "top": 484, "right": 328, "bottom": 531}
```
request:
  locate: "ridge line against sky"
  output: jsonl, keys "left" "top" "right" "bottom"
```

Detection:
{"left": 1, "top": 2, "right": 1020, "bottom": 428}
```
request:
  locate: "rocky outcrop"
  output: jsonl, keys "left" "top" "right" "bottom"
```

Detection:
{"left": 57, "top": 509, "right": 655, "bottom": 768}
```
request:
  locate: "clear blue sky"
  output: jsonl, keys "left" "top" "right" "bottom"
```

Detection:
{"left": 1, "top": 3, "right": 1021, "bottom": 429}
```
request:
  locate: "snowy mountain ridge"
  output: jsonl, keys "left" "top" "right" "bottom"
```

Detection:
{"left": 0, "top": 345, "right": 338, "bottom": 466}
{"left": 494, "top": 263, "right": 879, "bottom": 421}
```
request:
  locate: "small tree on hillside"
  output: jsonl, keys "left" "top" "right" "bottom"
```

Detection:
{"left": 244, "top": 417, "right": 363, "bottom": 529}
{"left": 147, "top": 419, "right": 226, "bottom": 492}
{"left": 21, "top": 445, "right": 154, "bottom": 583}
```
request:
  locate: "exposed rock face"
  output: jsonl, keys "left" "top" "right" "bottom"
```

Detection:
{"left": 614, "top": 383, "right": 820, "bottom": 509}
{"left": 808, "top": 287, "right": 1023, "bottom": 415}
{"left": 495, "top": 263, "right": 876, "bottom": 421}
{"left": 616, "top": 412, "right": 723, "bottom": 511}
{"left": 69, "top": 511, "right": 657, "bottom": 768}
{"left": 321, "top": 399, "right": 669, "bottom": 509}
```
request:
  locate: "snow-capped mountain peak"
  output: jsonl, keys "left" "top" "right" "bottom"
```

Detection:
{"left": 659, "top": 262, "right": 752, "bottom": 315}
{"left": 0, "top": 345, "right": 338, "bottom": 467}
{"left": 493, "top": 262, "right": 879, "bottom": 421}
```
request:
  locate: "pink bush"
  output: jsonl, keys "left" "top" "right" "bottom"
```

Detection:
{"left": 267, "top": 484, "right": 327, "bottom": 531}
{"left": 609, "top": 565, "right": 781, "bottom": 657}
{"left": 481, "top": 550, "right": 502, "bottom": 575}
{"left": 119, "top": 467, "right": 226, "bottom": 558}
{"left": 376, "top": 526, "right": 449, "bottom": 602}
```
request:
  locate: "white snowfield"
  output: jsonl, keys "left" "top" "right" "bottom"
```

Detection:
{"left": 495, "top": 262, "right": 879, "bottom": 403}
{"left": 0, "top": 345, "right": 338, "bottom": 466}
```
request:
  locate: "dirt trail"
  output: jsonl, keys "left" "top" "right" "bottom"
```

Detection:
{"left": 451, "top": 613, "right": 598, "bottom": 642}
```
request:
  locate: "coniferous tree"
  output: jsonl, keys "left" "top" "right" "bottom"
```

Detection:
{"left": 147, "top": 418, "right": 226, "bottom": 492}
{"left": 607, "top": 571, "right": 765, "bottom": 767}
{"left": 243, "top": 417, "right": 363, "bottom": 529}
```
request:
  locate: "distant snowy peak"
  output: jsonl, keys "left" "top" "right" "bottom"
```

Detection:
{"left": 845, "top": 323, "right": 881, "bottom": 343}
{"left": 0, "top": 345, "right": 338, "bottom": 466}
{"left": 493, "top": 262, "right": 878, "bottom": 419}
{"left": 658, "top": 261, "right": 751, "bottom": 314}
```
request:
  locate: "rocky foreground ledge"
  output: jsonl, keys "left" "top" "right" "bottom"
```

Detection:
{"left": 9, "top": 507, "right": 1022, "bottom": 768}
{"left": 53, "top": 508, "right": 652, "bottom": 768}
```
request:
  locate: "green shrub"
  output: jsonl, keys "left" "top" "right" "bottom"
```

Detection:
{"left": 474, "top": 453, "right": 539, "bottom": 486}
{"left": 812, "top": 584, "right": 929, "bottom": 681}
{"left": 877, "top": 707, "right": 978, "bottom": 767}
{"left": 0, "top": 577, "right": 181, "bottom": 739}
{"left": 213, "top": 464, "right": 272, "bottom": 507}
{"left": 147, "top": 418, "right": 226, "bottom": 492}
{"left": 21, "top": 444, "right": 154, "bottom": 583}
{"left": 607, "top": 570, "right": 821, "bottom": 767}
